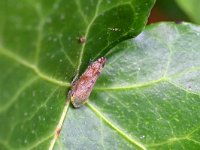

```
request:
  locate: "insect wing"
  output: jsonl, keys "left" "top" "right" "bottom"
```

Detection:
{"left": 70, "top": 57, "right": 106, "bottom": 108}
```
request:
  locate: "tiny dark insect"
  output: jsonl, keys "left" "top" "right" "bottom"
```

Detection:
{"left": 68, "top": 57, "right": 106, "bottom": 108}
{"left": 56, "top": 128, "right": 61, "bottom": 136}
{"left": 78, "top": 36, "right": 86, "bottom": 43}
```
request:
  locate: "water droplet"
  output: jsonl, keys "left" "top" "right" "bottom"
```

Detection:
{"left": 50, "top": 54, "right": 55, "bottom": 59}
{"left": 46, "top": 52, "right": 50, "bottom": 56}
{"left": 48, "top": 36, "right": 52, "bottom": 41}
{"left": 31, "top": 130, "right": 35, "bottom": 134}
{"left": 46, "top": 17, "right": 52, "bottom": 24}
{"left": 32, "top": 91, "right": 36, "bottom": 97}
{"left": 24, "top": 139, "right": 28, "bottom": 144}
{"left": 26, "top": 25, "right": 32, "bottom": 30}
{"left": 68, "top": 36, "right": 72, "bottom": 41}
{"left": 53, "top": 4, "right": 59, "bottom": 9}
{"left": 60, "top": 14, "right": 65, "bottom": 20}
{"left": 24, "top": 112, "right": 28, "bottom": 116}
{"left": 59, "top": 33, "right": 63, "bottom": 38}
{"left": 53, "top": 38, "right": 57, "bottom": 42}
{"left": 107, "top": 0, "right": 111, "bottom": 4}
{"left": 140, "top": 135, "right": 145, "bottom": 139}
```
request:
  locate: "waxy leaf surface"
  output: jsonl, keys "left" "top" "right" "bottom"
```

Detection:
{"left": 0, "top": 0, "right": 155, "bottom": 149}
{"left": 57, "top": 22, "right": 200, "bottom": 150}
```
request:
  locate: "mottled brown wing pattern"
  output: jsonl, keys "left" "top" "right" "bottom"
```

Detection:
{"left": 69, "top": 57, "right": 106, "bottom": 108}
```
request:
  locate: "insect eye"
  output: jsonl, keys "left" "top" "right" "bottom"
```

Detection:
{"left": 70, "top": 95, "right": 75, "bottom": 100}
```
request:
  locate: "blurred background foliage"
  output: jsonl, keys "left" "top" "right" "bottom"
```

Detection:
{"left": 149, "top": 0, "right": 195, "bottom": 24}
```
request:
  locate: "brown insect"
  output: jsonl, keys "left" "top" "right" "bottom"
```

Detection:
{"left": 78, "top": 36, "right": 86, "bottom": 44}
{"left": 68, "top": 57, "right": 106, "bottom": 108}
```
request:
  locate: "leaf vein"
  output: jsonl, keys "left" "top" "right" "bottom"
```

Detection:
{"left": 8, "top": 87, "right": 60, "bottom": 135}
{"left": 77, "top": 0, "right": 102, "bottom": 72}
{"left": 0, "top": 76, "right": 39, "bottom": 113}
{"left": 167, "top": 80, "right": 200, "bottom": 96}
{"left": 26, "top": 134, "right": 54, "bottom": 150}
{"left": 58, "top": 34, "right": 76, "bottom": 68}
{"left": 74, "top": 0, "right": 89, "bottom": 24}
{"left": 0, "top": 48, "right": 70, "bottom": 87}
{"left": 94, "top": 77, "right": 166, "bottom": 91}
{"left": 87, "top": 102, "right": 147, "bottom": 150}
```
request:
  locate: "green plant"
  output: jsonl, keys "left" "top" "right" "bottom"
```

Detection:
{"left": 0, "top": 0, "right": 200, "bottom": 150}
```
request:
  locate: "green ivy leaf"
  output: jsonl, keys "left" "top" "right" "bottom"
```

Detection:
{"left": 176, "top": 0, "right": 200, "bottom": 24}
{"left": 0, "top": 0, "right": 155, "bottom": 149}
{"left": 56, "top": 22, "right": 200, "bottom": 149}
